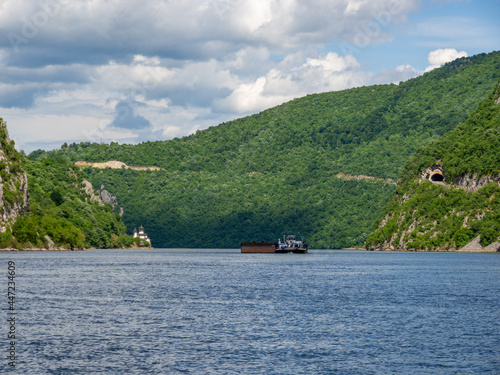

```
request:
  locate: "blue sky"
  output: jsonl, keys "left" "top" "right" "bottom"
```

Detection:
{"left": 0, "top": 0, "right": 499, "bottom": 152}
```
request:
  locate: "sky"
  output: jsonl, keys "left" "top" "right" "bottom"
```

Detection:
{"left": 0, "top": 0, "right": 499, "bottom": 153}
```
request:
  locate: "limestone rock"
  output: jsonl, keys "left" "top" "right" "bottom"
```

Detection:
{"left": 483, "top": 241, "right": 500, "bottom": 252}
{"left": 81, "top": 179, "right": 104, "bottom": 205}
{"left": 459, "top": 235, "right": 482, "bottom": 251}
{"left": 0, "top": 119, "right": 30, "bottom": 232}
{"left": 98, "top": 185, "right": 124, "bottom": 217}
{"left": 99, "top": 187, "right": 118, "bottom": 206}
{"left": 44, "top": 235, "right": 55, "bottom": 250}
{"left": 450, "top": 173, "right": 500, "bottom": 191}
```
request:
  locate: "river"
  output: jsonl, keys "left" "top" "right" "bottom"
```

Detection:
{"left": 2, "top": 249, "right": 499, "bottom": 374}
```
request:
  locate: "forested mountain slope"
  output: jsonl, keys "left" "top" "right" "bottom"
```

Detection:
{"left": 0, "top": 118, "right": 133, "bottom": 249}
{"left": 18, "top": 155, "right": 133, "bottom": 249}
{"left": 32, "top": 51, "right": 500, "bottom": 248}
{"left": 366, "top": 79, "right": 500, "bottom": 251}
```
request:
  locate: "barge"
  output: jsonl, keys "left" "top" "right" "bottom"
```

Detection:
{"left": 241, "top": 235, "right": 308, "bottom": 253}
{"left": 240, "top": 241, "right": 277, "bottom": 253}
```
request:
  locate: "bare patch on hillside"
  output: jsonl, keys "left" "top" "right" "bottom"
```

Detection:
{"left": 336, "top": 173, "right": 395, "bottom": 185}
{"left": 75, "top": 161, "right": 164, "bottom": 171}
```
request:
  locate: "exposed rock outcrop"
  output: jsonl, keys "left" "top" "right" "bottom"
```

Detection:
{"left": 483, "top": 241, "right": 500, "bottom": 252}
{"left": 81, "top": 179, "right": 104, "bottom": 206}
{"left": 81, "top": 179, "right": 125, "bottom": 216}
{"left": 99, "top": 186, "right": 118, "bottom": 206}
{"left": 0, "top": 119, "right": 30, "bottom": 232}
{"left": 98, "top": 185, "right": 124, "bottom": 216}
{"left": 450, "top": 173, "right": 500, "bottom": 192}
{"left": 458, "top": 235, "right": 483, "bottom": 251}
{"left": 459, "top": 236, "right": 500, "bottom": 252}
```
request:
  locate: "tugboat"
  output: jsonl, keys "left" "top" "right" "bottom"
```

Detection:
{"left": 275, "top": 235, "right": 308, "bottom": 253}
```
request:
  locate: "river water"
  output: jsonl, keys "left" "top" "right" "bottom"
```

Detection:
{"left": 1, "top": 249, "right": 499, "bottom": 374}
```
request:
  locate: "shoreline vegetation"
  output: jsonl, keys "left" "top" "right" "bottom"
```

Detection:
{"left": 366, "top": 248, "right": 499, "bottom": 253}
{"left": 0, "top": 245, "right": 154, "bottom": 251}
{"left": 36, "top": 51, "right": 500, "bottom": 250}
{"left": 0, "top": 135, "right": 138, "bottom": 250}
{"left": 1, "top": 245, "right": 496, "bottom": 252}
{"left": 2, "top": 52, "right": 500, "bottom": 252}
{"left": 366, "top": 79, "right": 500, "bottom": 252}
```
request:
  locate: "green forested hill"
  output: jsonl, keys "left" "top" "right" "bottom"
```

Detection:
{"left": 0, "top": 138, "right": 133, "bottom": 249}
{"left": 16, "top": 156, "right": 133, "bottom": 249}
{"left": 32, "top": 51, "right": 500, "bottom": 249}
{"left": 366, "top": 79, "right": 500, "bottom": 251}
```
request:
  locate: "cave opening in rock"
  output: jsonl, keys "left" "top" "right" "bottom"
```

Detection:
{"left": 430, "top": 173, "right": 444, "bottom": 182}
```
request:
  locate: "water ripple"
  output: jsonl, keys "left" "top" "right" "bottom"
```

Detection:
{"left": 2, "top": 249, "right": 498, "bottom": 374}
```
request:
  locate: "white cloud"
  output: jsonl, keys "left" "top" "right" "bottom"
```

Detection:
{"left": 214, "top": 52, "right": 370, "bottom": 114}
{"left": 214, "top": 76, "right": 290, "bottom": 114}
{"left": 372, "top": 64, "right": 421, "bottom": 84}
{"left": 425, "top": 48, "right": 468, "bottom": 72}
{"left": 1, "top": 0, "right": 420, "bottom": 64}
{"left": 233, "top": 0, "right": 274, "bottom": 33}
{"left": 5, "top": 0, "right": 494, "bottom": 151}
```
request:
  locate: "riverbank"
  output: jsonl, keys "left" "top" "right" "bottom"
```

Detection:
{"left": 0, "top": 248, "right": 84, "bottom": 251}
{"left": 0, "top": 246, "right": 153, "bottom": 251}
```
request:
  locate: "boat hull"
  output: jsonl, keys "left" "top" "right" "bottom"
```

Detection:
{"left": 241, "top": 237, "right": 308, "bottom": 254}
{"left": 275, "top": 247, "right": 308, "bottom": 254}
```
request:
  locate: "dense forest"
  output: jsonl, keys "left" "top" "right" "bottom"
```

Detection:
{"left": 31, "top": 51, "right": 500, "bottom": 248}
{"left": 18, "top": 155, "right": 135, "bottom": 249}
{"left": 366, "top": 79, "right": 500, "bottom": 250}
{"left": 0, "top": 136, "right": 134, "bottom": 249}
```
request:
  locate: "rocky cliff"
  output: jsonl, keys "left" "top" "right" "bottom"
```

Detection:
{"left": 0, "top": 119, "right": 29, "bottom": 232}
{"left": 365, "top": 80, "right": 500, "bottom": 251}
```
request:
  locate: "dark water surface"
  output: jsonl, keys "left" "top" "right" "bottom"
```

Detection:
{"left": 1, "top": 249, "right": 499, "bottom": 374}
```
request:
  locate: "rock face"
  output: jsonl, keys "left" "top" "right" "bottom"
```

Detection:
{"left": 81, "top": 179, "right": 104, "bottom": 205}
{"left": 459, "top": 236, "right": 500, "bottom": 252}
{"left": 0, "top": 119, "right": 30, "bottom": 232}
{"left": 458, "top": 235, "right": 483, "bottom": 251}
{"left": 98, "top": 186, "right": 124, "bottom": 216}
{"left": 99, "top": 186, "right": 118, "bottom": 206}
{"left": 483, "top": 241, "right": 500, "bottom": 252}
{"left": 450, "top": 173, "right": 500, "bottom": 192}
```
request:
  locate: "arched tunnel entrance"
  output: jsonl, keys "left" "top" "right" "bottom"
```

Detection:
{"left": 430, "top": 172, "right": 444, "bottom": 182}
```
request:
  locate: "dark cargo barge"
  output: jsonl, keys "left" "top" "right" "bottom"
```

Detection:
{"left": 240, "top": 241, "right": 277, "bottom": 253}
{"left": 241, "top": 235, "right": 308, "bottom": 253}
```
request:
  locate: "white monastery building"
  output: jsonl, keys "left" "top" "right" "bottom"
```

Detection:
{"left": 133, "top": 225, "right": 152, "bottom": 246}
